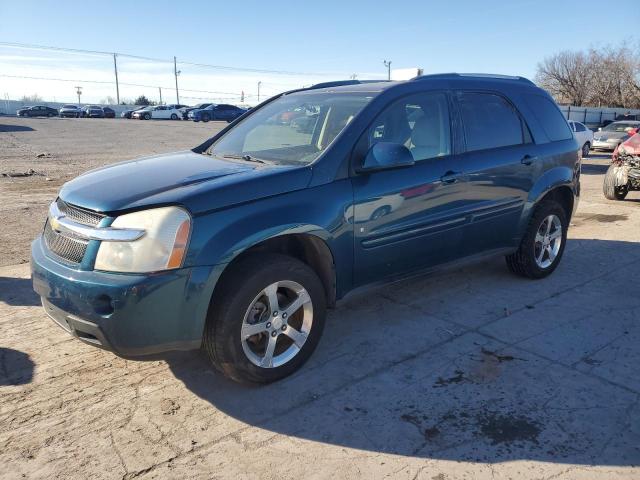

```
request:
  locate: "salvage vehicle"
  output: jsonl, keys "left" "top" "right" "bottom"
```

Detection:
{"left": 568, "top": 120, "right": 593, "bottom": 157}
{"left": 82, "top": 105, "right": 106, "bottom": 118}
{"left": 17, "top": 105, "right": 58, "bottom": 117}
{"left": 603, "top": 132, "right": 640, "bottom": 200}
{"left": 121, "top": 107, "right": 147, "bottom": 119}
{"left": 31, "top": 74, "right": 580, "bottom": 384}
{"left": 188, "top": 104, "right": 247, "bottom": 122}
{"left": 592, "top": 121, "right": 640, "bottom": 151}
{"left": 59, "top": 105, "right": 82, "bottom": 118}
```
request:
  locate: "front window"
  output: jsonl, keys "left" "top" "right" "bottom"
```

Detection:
{"left": 604, "top": 122, "right": 638, "bottom": 132}
{"left": 208, "top": 91, "right": 373, "bottom": 165}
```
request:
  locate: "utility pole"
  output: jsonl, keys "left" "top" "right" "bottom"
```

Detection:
{"left": 75, "top": 86, "right": 82, "bottom": 106}
{"left": 174, "top": 56, "right": 180, "bottom": 104}
{"left": 257, "top": 81, "right": 262, "bottom": 103}
{"left": 158, "top": 87, "right": 163, "bottom": 105}
{"left": 383, "top": 60, "right": 392, "bottom": 81}
{"left": 113, "top": 53, "right": 120, "bottom": 104}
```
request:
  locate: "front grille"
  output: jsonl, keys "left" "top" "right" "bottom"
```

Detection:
{"left": 43, "top": 221, "right": 89, "bottom": 264}
{"left": 56, "top": 198, "right": 105, "bottom": 226}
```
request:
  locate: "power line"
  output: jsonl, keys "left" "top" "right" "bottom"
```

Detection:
{"left": 0, "top": 41, "right": 335, "bottom": 76}
{"left": 0, "top": 74, "right": 274, "bottom": 97}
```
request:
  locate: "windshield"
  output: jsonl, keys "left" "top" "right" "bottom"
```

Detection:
{"left": 62, "top": 105, "right": 76, "bottom": 108}
{"left": 209, "top": 91, "right": 373, "bottom": 165}
{"left": 604, "top": 122, "right": 639, "bottom": 132}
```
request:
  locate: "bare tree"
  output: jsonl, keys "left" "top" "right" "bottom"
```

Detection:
{"left": 20, "top": 93, "right": 43, "bottom": 102}
{"left": 537, "top": 43, "right": 640, "bottom": 109}
{"left": 536, "top": 51, "right": 591, "bottom": 106}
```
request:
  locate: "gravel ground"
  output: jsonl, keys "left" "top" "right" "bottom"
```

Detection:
{"left": 1, "top": 117, "right": 639, "bottom": 479}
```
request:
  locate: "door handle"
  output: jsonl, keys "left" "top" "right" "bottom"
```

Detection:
{"left": 521, "top": 155, "right": 536, "bottom": 166}
{"left": 440, "top": 171, "right": 462, "bottom": 184}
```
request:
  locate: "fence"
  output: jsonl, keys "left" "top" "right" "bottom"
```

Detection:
{"left": 559, "top": 105, "right": 640, "bottom": 128}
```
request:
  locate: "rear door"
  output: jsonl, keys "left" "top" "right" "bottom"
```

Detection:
{"left": 452, "top": 90, "right": 536, "bottom": 255}
{"left": 352, "top": 90, "right": 467, "bottom": 286}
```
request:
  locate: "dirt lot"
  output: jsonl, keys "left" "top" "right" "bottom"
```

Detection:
{"left": 1, "top": 117, "right": 639, "bottom": 479}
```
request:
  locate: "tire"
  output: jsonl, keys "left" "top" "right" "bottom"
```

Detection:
{"left": 170, "top": 113, "right": 178, "bottom": 120}
{"left": 203, "top": 253, "right": 326, "bottom": 384}
{"left": 506, "top": 200, "right": 568, "bottom": 279}
{"left": 603, "top": 164, "right": 629, "bottom": 200}
{"left": 581, "top": 142, "right": 590, "bottom": 158}
{"left": 201, "top": 113, "right": 210, "bottom": 123}
{"left": 144, "top": 113, "right": 151, "bottom": 120}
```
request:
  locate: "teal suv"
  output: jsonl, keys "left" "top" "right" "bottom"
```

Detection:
{"left": 31, "top": 74, "right": 580, "bottom": 383}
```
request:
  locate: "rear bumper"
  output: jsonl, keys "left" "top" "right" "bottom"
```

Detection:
{"left": 592, "top": 140, "right": 619, "bottom": 150}
{"left": 31, "top": 236, "right": 219, "bottom": 356}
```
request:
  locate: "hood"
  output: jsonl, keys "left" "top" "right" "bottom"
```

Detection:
{"left": 619, "top": 133, "right": 640, "bottom": 155}
{"left": 58, "top": 150, "right": 312, "bottom": 215}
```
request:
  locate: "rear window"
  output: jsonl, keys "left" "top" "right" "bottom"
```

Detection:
{"left": 524, "top": 94, "right": 572, "bottom": 142}
{"left": 457, "top": 92, "right": 525, "bottom": 152}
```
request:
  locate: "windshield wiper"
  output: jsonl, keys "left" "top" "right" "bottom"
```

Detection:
{"left": 221, "top": 153, "right": 266, "bottom": 164}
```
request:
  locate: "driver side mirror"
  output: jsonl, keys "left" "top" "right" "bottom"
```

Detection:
{"left": 357, "top": 142, "right": 415, "bottom": 173}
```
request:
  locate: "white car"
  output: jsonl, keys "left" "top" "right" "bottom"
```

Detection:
{"left": 132, "top": 105, "right": 183, "bottom": 120}
{"left": 568, "top": 121, "right": 594, "bottom": 157}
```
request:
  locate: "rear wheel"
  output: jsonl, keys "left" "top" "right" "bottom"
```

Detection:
{"left": 203, "top": 254, "right": 326, "bottom": 384}
{"left": 603, "top": 164, "right": 629, "bottom": 200}
{"left": 201, "top": 113, "right": 210, "bottom": 122}
{"left": 170, "top": 113, "right": 178, "bottom": 120}
{"left": 581, "top": 142, "right": 590, "bottom": 158}
{"left": 143, "top": 113, "right": 151, "bottom": 120}
{"left": 506, "top": 200, "right": 567, "bottom": 279}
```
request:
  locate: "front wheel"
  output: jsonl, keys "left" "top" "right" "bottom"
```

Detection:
{"left": 203, "top": 254, "right": 326, "bottom": 384}
{"left": 143, "top": 113, "right": 151, "bottom": 120}
{"left": 582, "top": 142, "right": 590, "bottom": 158}
{"left": 170, "top": 113, "right": 178, "bottom": 120}
{"left": 201, "top": 113, "right": 210, "bottom": 123}
{"left": 506, "top": 200, "right": 567, "bottom": 279}
{"left": 603, "top": 164, "right": 629, "bottom": 200}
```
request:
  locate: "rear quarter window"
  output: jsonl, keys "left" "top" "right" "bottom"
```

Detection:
{"left": 524, "top": 94, "right": 573, "bottom": 142}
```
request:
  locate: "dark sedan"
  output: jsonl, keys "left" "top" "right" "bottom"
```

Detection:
{"left": 82, "top": 105, "right": 105, "bottom": 118}
{"left": 17, "top": 105, "right": 58, "bottom": 117}
{"left": 102, "top": 107, "right": 116, "bottom": 118}
{"left": 180, "top": 103, "right": 211, "bottom": 120}
{"left": 188, "top": 104, "right": 246, "bottom": 122}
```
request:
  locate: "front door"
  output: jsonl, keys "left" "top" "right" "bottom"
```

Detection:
{"left": 351, "top": 91, "right": 467, "bottom": 286}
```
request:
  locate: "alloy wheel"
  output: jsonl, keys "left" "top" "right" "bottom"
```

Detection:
{"left": 534, "top": 214, "right": 562, "bottom": 269}
{"left": 241, "top": 280, "right": 313, "bottom": 368}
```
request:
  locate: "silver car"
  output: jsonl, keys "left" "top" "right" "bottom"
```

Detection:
{"left": 592, "top": 121, "right": 640, "bottom": 151}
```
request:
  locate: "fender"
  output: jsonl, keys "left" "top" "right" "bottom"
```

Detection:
{"left": 517, "top": 165, "right": 575, "bottom": 238}
{"left": 186, "top": 180, "right": 354, "bottom": 335}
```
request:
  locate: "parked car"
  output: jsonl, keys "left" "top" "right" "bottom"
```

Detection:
{"left": 102, "top": 107, "right": 116, "bottom": 119}
{"left": 132, "top": 105, "right": 183, "bottom": 120}
{"left": 16, "top": 105, "right": 58, "bottom": 117}
{"left": 568, "top": 120, "right": 594, "bottom": 157}
{"left": 82, "top": 105, "right": 106, "bottom": 118}
{"left": 188, "top": 104, "right": 246, "bottom": 122}
{"left": 121, "top": 107, "right": 147, "bottom": 119}
{"left": 180, "top": 103, "right": 211, "bottom": 120}
{"left": 31, "top": 74, "right": 580, "bottom": 384}
{"left": 603, "top": 131, "right": 640, "bottom": 200}
{"left": 131, "top": 106, "right": 154, "bottom": 120}
{"left": 59, "top": 105, "right": 82, "bottom": 118}
{"left": 592, "top": 121, "right": 640, "bottom": 151}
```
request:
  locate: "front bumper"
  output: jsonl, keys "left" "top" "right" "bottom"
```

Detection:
{"left": 592, "top": 140, "right": 620, "bottom": 150}
{"left": 31, "top": 235, "right": 219, "bottom": 356}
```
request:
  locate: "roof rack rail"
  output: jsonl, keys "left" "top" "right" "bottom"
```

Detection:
{"left": 309, "top": 79, "right": 390, "bottom": 90}
{"left": 411, "top": 73, "right": 534, "bottom": 85}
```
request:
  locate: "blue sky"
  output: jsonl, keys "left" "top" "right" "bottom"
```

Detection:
{"left": 0, "top": 0, "right": 637, "bottom": 104}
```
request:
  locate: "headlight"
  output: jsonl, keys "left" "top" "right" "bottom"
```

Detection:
{"left": 95, "top": 206, "right": 191, "bottom": 273}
